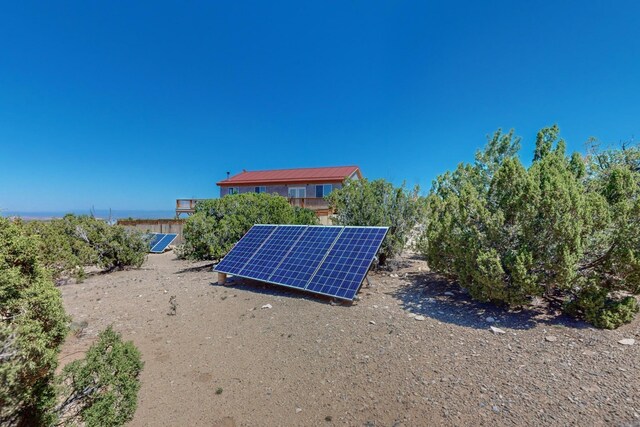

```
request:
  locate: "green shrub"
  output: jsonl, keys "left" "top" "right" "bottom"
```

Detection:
{"left": 0, "top": 218, "right": 69, "bottom": 426}
{"left": 23, "top": 217, "right": 95, "bottom": 280}
{"left": 181, "top": 193, "right": 318, "bottom": 260}
{"left": 1, "top": 218, "right": 145, "bottom": 426}
{"left": 565, "top": 284, "right": 639, "bottom": 329}
{"left": 57, "top": 327, "right": 144, "bottom": 427}
{"left": 327, "top": 178, "right": 423, "bottom": 265}
{"left": 420, "top": 126, "right": 640, "bottom": 328}
{"left": 74, "top": 217, "right": 148, "bottom": 271}
{"left": 23, "top": 215, "right": 147, "bottom": 277}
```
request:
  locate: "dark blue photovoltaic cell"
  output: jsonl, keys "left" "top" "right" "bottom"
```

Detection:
{"left": 147, "top": 233, "right": 163, "bottom": 249}
{"left": 150, "top": 233, "right": 178, "bottom": 253}
{"left": 306, "top": 227, "right": 388, "bottom": 300}
{"left": 269, "top": 226, "right": 343, "bottom": 289}
{"left": 214, "top": 225, "right": 277, "bottom": 274}
{"left": 239, "top": 225, "right": 307, "bottom": 282}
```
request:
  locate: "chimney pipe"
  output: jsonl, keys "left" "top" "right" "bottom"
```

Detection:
{"left": 226, "top": 171, "right": 230, "bottom": 180}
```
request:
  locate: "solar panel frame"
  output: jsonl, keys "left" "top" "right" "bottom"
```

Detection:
{"left": 214, "top": 224, "right": 388, "bottom": 301}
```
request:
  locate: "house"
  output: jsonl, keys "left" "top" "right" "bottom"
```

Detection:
{"left": 216, "top": 165, "right": 361, "bottom": 224}
{"left": 176, "top": 166, "right": 362, "bottom": 223}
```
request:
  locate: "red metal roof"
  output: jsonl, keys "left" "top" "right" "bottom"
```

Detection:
{"left": 217, "top": 166, "right": 361, "bottom": 186}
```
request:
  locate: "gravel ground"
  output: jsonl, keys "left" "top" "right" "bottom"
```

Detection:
{"left": 59, "top": 251, "right": 640, "bottom": 426}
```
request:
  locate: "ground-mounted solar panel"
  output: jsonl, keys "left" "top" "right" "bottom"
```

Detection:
{"left": 147, "top": 233, "right": 164, "bottom": 249}
{"left": 214, "top": 224, "right": 388, "bottom": 301}
{"left": 149, "top": 233, "right": 178, "bottom": 253}
{"left": 214, "top": 225, "right": 277, "bottom": 274}
{"left": 269, "top": 226, "right": 343, "bottom": 290}
{"left": 237, "top": 225, "right": 307, "bottom": 282}
{"left": 306, "top": 227, "right": 388, "bottom": 300}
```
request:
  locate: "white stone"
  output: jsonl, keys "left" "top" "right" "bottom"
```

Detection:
{"left": 369, "top": 320, "right": 376, "bottom": 325}
{"left": 414, "top": 315, "right": 426, "bottom": 321}
{"left": 545, "top": 336, "right": 558, "bottom": 342}
{"left": 490, "top": 326, "right": 506, "bottom": 335}
{"left": 261, "top": 304, "right": 272, "bottom": 309}
{"left": 618, "top": 338, "right": 635, "bottom": 346}
{"left": 295, "top": 408, "right": 302, "bottom": 414}
{"left": 444, "top": 291, "right": 454, "bottom": 296}
{"left": 485, "top": 317, "right": 495, "bottom": 323}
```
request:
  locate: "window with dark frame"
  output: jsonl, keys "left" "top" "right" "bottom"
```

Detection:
{"left": 315, "top": 184, "right": 333, "bottom": 198}
{"left": 255, "top": 186, "right": 266, "bottom": 193}
{"left": 228, "top": 187, "right": 239, "bottom": 195}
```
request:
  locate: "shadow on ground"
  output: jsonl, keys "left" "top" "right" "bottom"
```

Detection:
{"left": 389, "top": 270, "right": 589, "bottom": 331}
{"left": 210, "top": 277, "right": 348, "bottom": 306}
{"left": 174, "top": 262, "right": 217, "bottom": 274}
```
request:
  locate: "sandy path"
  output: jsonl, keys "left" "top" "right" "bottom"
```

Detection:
{"left": 59, "top": 252, "right": 639, "bottom": 426}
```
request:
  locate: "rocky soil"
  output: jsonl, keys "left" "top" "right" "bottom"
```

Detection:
{"left": 59, "top": 252, "right": 639, "bottom": 426}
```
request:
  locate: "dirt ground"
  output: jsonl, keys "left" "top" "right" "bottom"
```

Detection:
{"left": 59, "top": 251, "right": 639, "bottom": 427}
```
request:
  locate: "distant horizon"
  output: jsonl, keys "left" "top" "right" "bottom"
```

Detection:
{"left": 1, "top": 209, "right": 177, "bottom": 220}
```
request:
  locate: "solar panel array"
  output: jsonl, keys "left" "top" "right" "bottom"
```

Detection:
{"left": 148, "top": 233, "right": 178, "bottom": 253}
{"left": 214, "top": 225, "right": 388, "bottom": 301}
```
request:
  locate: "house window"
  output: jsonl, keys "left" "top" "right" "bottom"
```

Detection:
{"left": 255, "top": 186, "right": 266, "bottom": 193}
{"left": 315, "top": 184, "right": 333, "bottom": 198}
{"left": 288, "top": 187, "right": 306, "bottom": 198}
{"left": 228, "top": 187, "right": 239, "bottom": 195}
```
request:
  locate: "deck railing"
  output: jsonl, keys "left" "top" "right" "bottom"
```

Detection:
{"left": 287, "top": 197, "right": 330, "bottom": 210}
{"left": 176, "top": 197, "right": 331, "bottom": 217}
{"left": 175, "top": 199, "right": 203, "bottom": 217}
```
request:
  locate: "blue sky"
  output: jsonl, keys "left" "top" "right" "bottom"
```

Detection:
{"left": 1, "top": 1, "right": 639, "bottom": 212}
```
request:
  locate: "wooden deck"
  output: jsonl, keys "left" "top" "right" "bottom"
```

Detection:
{"left": 175, "top": 199, "right": 204, "bottom": 217}
{"left": 176, "top": 197, "right": 331, "bottom": 217}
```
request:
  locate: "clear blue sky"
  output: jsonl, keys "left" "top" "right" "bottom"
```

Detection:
{"left": 1, "top": 1, "right": 638, "bottom": 212}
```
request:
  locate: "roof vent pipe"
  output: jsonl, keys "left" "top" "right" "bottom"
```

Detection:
{"left": 226, "top": 171, "right": 230, "bottom": 180}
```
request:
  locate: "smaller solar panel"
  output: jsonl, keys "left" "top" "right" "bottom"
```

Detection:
{"left": 147, "top": 233, "right": 164, "bottom": 249}
{"left": 214, "top": 225, "right": 277, "bottom": 273}
{"left": 149, "top": 233, "right": 178, "bottom": 253}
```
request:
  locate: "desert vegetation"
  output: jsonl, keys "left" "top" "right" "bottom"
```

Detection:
{"left": 418, "top": 126, "right": 640, "bottom": 328}
{"left": 179, "top": 193, "right": 318, "bottom": 260}
{"left": 22, "top": 214, "right": 148, "bottom": 282}
{"left": 0, "top": 217, "right": 144, "bottom": 426}
{"left": 327, "top": 178, "right": 424, "bottom": 266}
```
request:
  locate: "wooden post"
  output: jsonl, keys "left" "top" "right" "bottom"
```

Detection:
{"left": 217, "top": 272, "right": 227, "bottom": 285}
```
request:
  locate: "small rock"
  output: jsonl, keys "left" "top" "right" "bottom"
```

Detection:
{"left": 414, "top": 315, "right": 426, "bottom": 321}
{"left": 369, "top": 320, "right": 376, "bottom": 325}
{"left": 485, "top": 317, "right": 495, "bottom": 323}
{"left": 261, "top": 304, "right": 273, "bottom": 309}
{"left": 444, "top": 292, "right": 454, "bottom": 296}
{"left": 618, "top": 338, "right": 635, "bottom": 346}
{"left": 490, "top": 326, "right": 506, "bottom": 335}
{"left": 295, "top": 408, "right": 302, "bottom": 414}
{"left": 545, "top": 336, "right": 558, "bottom": 342}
